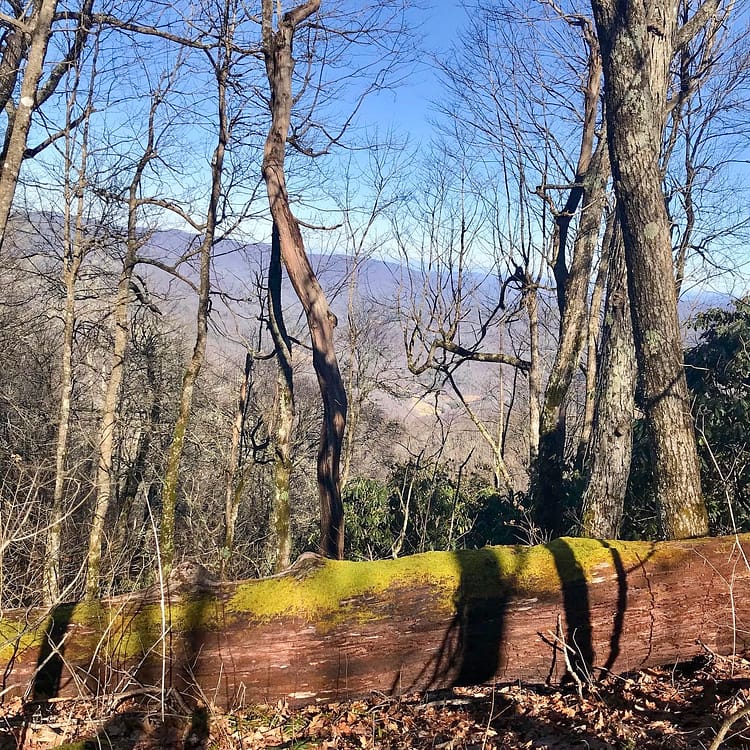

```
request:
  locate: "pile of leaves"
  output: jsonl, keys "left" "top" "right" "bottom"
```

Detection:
{"left": 3, "top": 652, "right": 750, "bottom": 749}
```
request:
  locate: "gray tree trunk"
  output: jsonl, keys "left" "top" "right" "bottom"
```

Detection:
{"left": 589, "top": 0, "right": 709, "bottom": 538}
{"left": 580, "top": 217, "right": 635, "bottom": 538}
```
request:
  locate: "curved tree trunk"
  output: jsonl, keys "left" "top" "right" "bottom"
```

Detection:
{"left": 261, "top": 0, "right": 347, "bottom": 559}
{"left": 589, "top": 0, "right": 709, "bottom": 539}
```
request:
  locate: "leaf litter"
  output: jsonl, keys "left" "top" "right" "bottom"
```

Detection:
{"left": 2, "top": 651, "right": 750, "bottom": 749}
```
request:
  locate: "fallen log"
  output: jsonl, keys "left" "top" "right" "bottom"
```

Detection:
{"left": 1, "top": 535, "right": 748, "bottom": 707}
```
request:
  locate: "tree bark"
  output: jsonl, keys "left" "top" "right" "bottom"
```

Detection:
{"left": 267, "top": 224, "right": 295, "bottom": 573}
{"left": 589, "top": 0, "right": 708, "bottom": 539}
{"left": 580, "top": 217, "right": 635, "bottom": 538}
{"left": 261, "top": 0, "right": 347, "bottom": 559}
{"left": 3, "top": 535, "right": 749, "bottom": 707}
{"left": 0, "top": 0, "right": 58, "bottom": 240}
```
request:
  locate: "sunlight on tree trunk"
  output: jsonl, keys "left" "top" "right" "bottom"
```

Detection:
{"left": 261, "top": 0, "right": 347, "bottom": 559}
{"left": 589, "top": 0, "right": 715, "bottom": 538}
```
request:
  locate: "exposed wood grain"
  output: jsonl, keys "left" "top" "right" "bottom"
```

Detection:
{"left": 1, "top": 535, "right": 748, "bottom": 708}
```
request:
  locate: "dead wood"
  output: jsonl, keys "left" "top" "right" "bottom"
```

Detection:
{"left": 1, "top": 535, "right": 748, "bottom": 708}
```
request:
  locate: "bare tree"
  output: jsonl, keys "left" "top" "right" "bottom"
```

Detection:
{"left": 85, "top": 69, "right": 176, "bottom": 598}
{"left": 0, "top": 0, "right": 96, "bottom": 240}
{"left": 260, "top": 0, "right": 348, "bottom": 559}
{"left": 158, "top": 2, "right": 234, "bottom": 571}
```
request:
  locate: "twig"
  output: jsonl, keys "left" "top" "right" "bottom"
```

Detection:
{"left": 548, "top": 614, "right": 584, "bottom": 698}
{"left": 709, "top": 702, "right": 750, "bottom": 750}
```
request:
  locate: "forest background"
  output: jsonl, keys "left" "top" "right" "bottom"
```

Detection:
{"left": 0, "top": 0, "right": 749, "bottom": 612}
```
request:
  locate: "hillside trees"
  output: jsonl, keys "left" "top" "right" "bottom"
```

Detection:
{"left": 397, "top": 146, "right": 533, "bottom": 492}
{"left": 406, "top": 2, "right": 611, "bottom": 523}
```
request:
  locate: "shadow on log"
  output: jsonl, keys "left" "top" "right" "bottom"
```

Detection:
{"left": 0, "top": 535, "right": 748, "bottom": 708}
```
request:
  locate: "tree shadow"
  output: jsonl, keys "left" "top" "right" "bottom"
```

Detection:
{"left": 405, "top": 537, "right": 633, "bottom": 694}
{"left": 394, "top": 547, "right": 510, "bottom": 692}
{"left": 29, "top": 604, "right": 74, "bottom": 702}
{"left": 547, "top": 538, "right": 595, "bottom": 680}
{"left": 598, "top": 540, "right": 627, "bottom": 673}
{"left": 9, "top": 569, "right": 216, "bottom": 749}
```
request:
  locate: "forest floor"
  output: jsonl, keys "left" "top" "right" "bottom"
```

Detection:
{"left": 2, "top": 650, "right": 750, "bottom": 749}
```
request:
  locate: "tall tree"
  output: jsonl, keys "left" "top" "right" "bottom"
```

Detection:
{"left": 260, "top": 0, "right": 348, "bottom": 559}
{"left": 588, "top": 0, "right": 726, "bottom": 538}
{"left": 85, "top": 74, "right": 170, "bottom": 599}
{"left": 158, "top": 3, "right": 233, "bottom": 571}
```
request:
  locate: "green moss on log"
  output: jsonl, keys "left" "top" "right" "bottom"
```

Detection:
{"left": 0, "top": 536, "right": 700, "bottom": 665}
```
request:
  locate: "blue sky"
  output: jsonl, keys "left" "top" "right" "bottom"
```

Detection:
{"left": 355, "top": 1, "right": 469, "bottom": 142}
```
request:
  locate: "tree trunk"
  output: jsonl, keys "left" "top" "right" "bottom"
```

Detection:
{"left": 86, "top": 114, "right": 156, "bottom": 598}
{"left": 3, "top": 535, "right": 749, "bottom": 707}
{"left": 44, "top": 256, "right": 77, "bottom": 606}
{"left": 44, "top": 91, "right": 90, "bottom": 604}
{"left": 222, "top": 352, "right": 253, "bottom": 573}
{"left": 261, "top": 0, "right": 347, "bottom": 559}
{"left": 577, "top": 220, "right": 610, "bottom": 464}
{"left": 267, "top": 224, "right": 294, "bottom": 573}
{"left": 580, "top": 217, "right": 635, "bottom": 538}
{"left": 525, "top": 286, "right": 541, "bottom": 467}
{"left": 533, "top": 136, "right": 610, "bottom": 535}
{"left": 0, "top": 0, "right": 58, "bottom": 240}
{"left": 589, "top": 0, "right": 708, "bottom": 539}
{"left": 159, "top": 41, "right": 229, "bottom": 570}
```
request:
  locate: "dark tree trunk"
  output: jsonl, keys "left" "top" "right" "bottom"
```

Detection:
{"left": 261, "top": 0, "right": 347, "bottom": 559}
{"left": 589, "top": 0, "right": 708, "bottom": 539}
{"left": 2, "top": 535, "right": 748, "bottom": 707}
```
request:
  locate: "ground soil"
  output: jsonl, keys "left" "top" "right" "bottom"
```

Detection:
{"left": 2, "top": 651, "right": 750, "bottom": 749}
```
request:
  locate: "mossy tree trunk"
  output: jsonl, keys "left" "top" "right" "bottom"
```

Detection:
{"left": 3, "top": 535, "right": 749, "bottom": 707}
